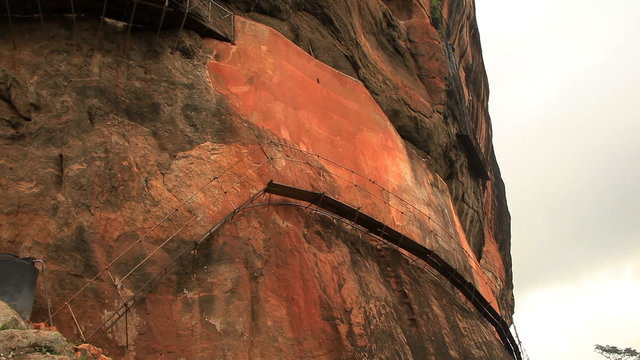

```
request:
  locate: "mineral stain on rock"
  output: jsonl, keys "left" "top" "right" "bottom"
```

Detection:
{"left": 0, "top": 0, "right": 516, "bottom": 359}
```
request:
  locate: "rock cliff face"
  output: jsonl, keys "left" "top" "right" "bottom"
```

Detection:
{"left": 221, "top": 0, "right": 513, "bottom": 314}
{"left": 0, "top": 0, "right": 515, "bottom": 359}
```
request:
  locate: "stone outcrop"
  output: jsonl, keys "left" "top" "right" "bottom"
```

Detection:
{"left": 0, "top": 0, "right": 516, "bottom": 359}
{"left": 0, "top": 329, "right": 71, "bottom": 359}
{"left": 0, "top": 300, "right": 109, "bottom": 360}
{"left": 0, "top": 302, "right": 29, "bottom": 331}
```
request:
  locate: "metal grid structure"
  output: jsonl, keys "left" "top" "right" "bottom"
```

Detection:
{"left": 1, "top": 0, "right": 235, "bottom": 45}
{"left": 172, "top": 0, "right": 233, "bottom": 41}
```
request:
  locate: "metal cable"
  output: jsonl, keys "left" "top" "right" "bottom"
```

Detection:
{"left": 222, "top": 199, "right": 521, "bottom": 359}
{"left": 53, "top": 146, "right": 263, "bottom": 317}
{"left": 271, "top": 154, "right": 498, "bottom": 298}
{"left": 268, "top": 141, "right": 502, "bottom": 302}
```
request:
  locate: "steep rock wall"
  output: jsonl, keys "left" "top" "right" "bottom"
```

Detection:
{"left": 0, "top": 0, "right": 514, "bottom": 358}
{"left": 219, "top": 0, "right": 514, "bottom": 317}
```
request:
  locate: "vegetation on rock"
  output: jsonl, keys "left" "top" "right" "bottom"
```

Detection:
{"left": 595, "top": 344, "right": 640, "bottom": 360}
{"left": 430, "top": 0, "right": 443, "bottom": 29}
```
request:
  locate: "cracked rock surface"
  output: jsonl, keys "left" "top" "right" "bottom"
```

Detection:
{"left": 1, "top": 1, "right": 514, "bottom": 358}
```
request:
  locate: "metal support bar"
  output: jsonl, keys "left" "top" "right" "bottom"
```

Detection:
{"left": 230, "top": 13, "right": 234, "bottom": 44}
{"left": 33, "top": 260, "right": 53, "bottom": 327}
{"left": 36, "top": 0, "right": 44, "bottom": 27}
{"left": 69, "top": 0, "right": 76, "bottom": 25}
{"left": 123, "top": 0, "right": 139, "bottom": 54}
{"left": 218, "top": 178, "right": 235, "bottom": 208}
{"left": 156, "top": 0, "right": 168, "bottom": 36}
{"left": 66, "top": 303, "right": 86, "bottom": 341}
{"left": 124, "top": 303, "right": 129, "bottom": 349}
{"left": 173, "top": 0, "right": 190, "bottom": 51}
{"left": 119, "top": 216, "right": 197, "bottom": 283}
{"left": 99, "top": 0, "right": 108, "bottom": 30}
{"left": 106, "top": 267, "right": 125, "bottom": 301}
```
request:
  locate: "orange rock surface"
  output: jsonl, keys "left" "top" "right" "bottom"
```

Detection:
{"left": 0, "top": 0, "right": 515, "bottom": 358}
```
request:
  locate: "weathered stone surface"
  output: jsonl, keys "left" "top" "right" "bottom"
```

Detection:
{"left": 0, "top": 301, "right": 28, "bottom": 331}
{"left": 0, "top": 330, "right": 70, "bottom": 357}
{"left": 0, "top": 0, "right": 515, "bottom": 359}
{"left": 206, "top": 16, "right": 503, "bottom": 312}
{"left": 218, "top": 0, "right": 514, "bottom": 316}
{"left": 10, "top": 355, "right": 73, "bottom": 360}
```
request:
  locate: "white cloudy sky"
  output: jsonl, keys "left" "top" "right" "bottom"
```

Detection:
{"left": 475, "top": 0, "right": 640, "bottom": 359}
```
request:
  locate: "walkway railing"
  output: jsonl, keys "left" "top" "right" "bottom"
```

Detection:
{"left": 50, "top": 144, "right": 270, "bottom": 345}
{"left": 174, "top": 0, "right": 234, "bottom": 41}
{"left": 1, "top": 0, "right": 235, "bottom": 46}
{"left": 47, "top": 139, "right": 522, "bottom": 359}
{"left": 266, "top": 140, "right": 504, "bottom": 308}
{"left": 169, "top": 0, "right": 234, "bottom": 41}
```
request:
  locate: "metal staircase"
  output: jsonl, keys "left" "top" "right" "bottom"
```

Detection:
{"left": 46, "top": 140, "right": 523, "bottom": 359}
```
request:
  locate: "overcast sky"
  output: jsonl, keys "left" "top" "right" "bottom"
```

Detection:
{"left": 475, "top": 0, "right": 640, "bottom": 359}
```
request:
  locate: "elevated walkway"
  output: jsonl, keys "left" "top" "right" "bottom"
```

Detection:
{"left": 1, "top": 0, "right": 233, "bottom": 41}
{"left": 264, "top": 181, "right": 521, "bottom": 360}
{"left": 45, "top": 140, "right": 522, "bottom": 359}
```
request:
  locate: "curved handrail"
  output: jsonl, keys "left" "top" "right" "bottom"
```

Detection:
{"left": 48, "top": 138, "right": 520, "bottom": 359}
{"left": 264, "top": 140, "right": 505, "bottom": 308}
{"left": 262, "top": 181, "right": 521, "bottom": 360}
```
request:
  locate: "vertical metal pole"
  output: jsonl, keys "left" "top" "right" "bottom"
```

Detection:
{"left": 124, "top": 0, "right": 139, "bottom": 54}
{"left": 218, "top": 178, "right": 235, "bottom": 208}
{"left": 34, "top": 261, "right": 54, "bottom": 327}
{"left": 36, "top": 0, "right": 44, "bottom": 28}
{"left": 173, "top": 0, "right": 190, "bottom": 50}
{"left": 69, "top": 0, "right": 76, "bottom": 26}
{"left": 106, "top": 267, "right": 125, "bottom": 301}
{"left": 308, "top": 42, "right": 315, "bottom": 58}
{"left": 100, "top": 0, "right": 108, "bottom": 29}
{"left": 156, "top": 0, "right": 168, "bottom": 36}
{"left": 4, "top": 0, "right": 16, "bottom": 50}
{"left": 66, "top": 303, "right": 86, "bottom": 341}
{"left": 230, "top": 14, "right": 234, "bottom": 44}
{"left": 124, "top": 304, "right": 129, "bottom": 350}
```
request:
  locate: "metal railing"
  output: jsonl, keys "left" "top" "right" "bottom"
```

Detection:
{"left": 170, "top": 0, "right": 234, "bottom": 41}
{"left": 46, "top": 138, "right": 522, "bottom": 359}
{"left": 266, "top": 140, "right": 504, "bottom": 308}
{"left": 1, "top": 0, "right": 235, "bottom": 45}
